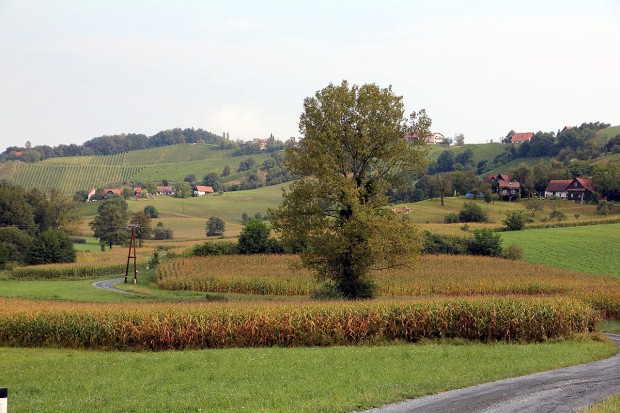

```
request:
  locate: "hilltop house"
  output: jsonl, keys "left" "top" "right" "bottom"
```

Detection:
{"left": 405, "top": 132, "right": 445, "bottom": 144}
{"left": 253, "top": 138, "right": 269, "bottom": 150}
{"left": 511, "top": 132, "right": 534, "bottom": 144}
{"left": 193, "top": 185, "right": 214, "bottom": 196}
{"left": 489, "top": 174, "right": 521, "bottom": 201}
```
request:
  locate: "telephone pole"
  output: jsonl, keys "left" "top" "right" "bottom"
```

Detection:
{"left": 125, "top": 224, "right": 138, "bottom": 284}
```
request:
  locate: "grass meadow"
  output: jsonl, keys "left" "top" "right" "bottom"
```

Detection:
{"left": 501, "top": 223, "right": 620, "bottom": 278}
{"left": 0, "top": 339, "right": 615, "bottom": 413}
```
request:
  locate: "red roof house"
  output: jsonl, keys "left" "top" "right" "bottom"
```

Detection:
{"left": 511, "top": 132, "right": 534, "bottom": 143}
{"left": 567, "top": 178, "right": 595, "bottom": 203}
{"left": 544, "top": 180, "right": 573, "bottom": 198}
{"left": 193, "top": 185, "right": 214, "bottom": 196}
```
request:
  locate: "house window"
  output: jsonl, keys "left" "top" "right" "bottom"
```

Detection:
{"left": 574, "top": 182, "right": 578, "bottom": 187}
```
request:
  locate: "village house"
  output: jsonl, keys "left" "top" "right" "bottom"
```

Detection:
{"left": 404, "top": 132, "right": 445, "bottom": 144}
{"left": 253, "top": 138, "right": 269, "bottom": 150}
{"left": 544, "top": 178, "right": 596, "bottom": 203}
{"left": 511, "top": 132, "right": 534, "bottom": 144}
{"left": 544, "top": 180, "right": 573, "bottom": 199}
{"left": 193, "top": 185, "right": 214, "bottom": 196}
{"left": 488, "top": 174, "right": 521, "bottom": 201}
{"left": 103, "top": 189, "right": 122, "bottom": 198}
{"left": 156, "top": 186, "right": 175, "bottom": 196}
{"left": 133, "top": 187, "right": 142, "bottom": 197}
{"left": 567, "top": 178, "right": 596, "bottom": 203}
{"left": 87, "top": 188, "right": 97, "bottom": 202}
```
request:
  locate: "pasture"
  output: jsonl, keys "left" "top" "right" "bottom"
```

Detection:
{"left": 501, "top": 223, "right": 620, "bottom": 278}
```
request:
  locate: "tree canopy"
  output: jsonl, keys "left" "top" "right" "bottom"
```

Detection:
{"left": 270, "top": 81, "right": 430, "bottom": 299}
{"left": 89, "top": 198, "right": 130, "bottom": 249}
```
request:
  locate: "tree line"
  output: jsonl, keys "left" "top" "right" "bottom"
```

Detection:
{"left": 1, "top": 128, "right": 226, "bottom": 162}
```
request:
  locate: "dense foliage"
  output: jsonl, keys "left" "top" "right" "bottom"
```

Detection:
{"left": 271, "top": 81, "right": 430, "bottom": 299}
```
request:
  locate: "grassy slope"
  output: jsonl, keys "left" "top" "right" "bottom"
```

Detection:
{"left": 0, "top": 144, "right": 276, "bottom": 194}
{"left": 501, "top": 223, "right": 620, "bottom": 277}
{"left": 1, "top": 339, "right": 615, "bottom": 413}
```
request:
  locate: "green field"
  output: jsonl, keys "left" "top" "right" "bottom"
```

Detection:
{"left": 501, "top": 223, "right": 620, "bottom": 277}
{"left": 0, "top": 339, "right": 615, "bottom": 413}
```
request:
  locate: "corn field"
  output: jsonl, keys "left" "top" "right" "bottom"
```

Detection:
{"left": 11, "top": 249, "right": 151, "bottom": 279}
{"left": 0, "top": 297, "right": 598, "bottom": 350}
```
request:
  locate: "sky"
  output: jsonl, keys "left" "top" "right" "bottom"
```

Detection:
{"left": 1, "top": 0, "right": 619, "bottom": 152}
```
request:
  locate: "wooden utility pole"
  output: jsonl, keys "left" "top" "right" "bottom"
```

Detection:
{"left": 125, "top": 225, "right": 138, "bottom": 284}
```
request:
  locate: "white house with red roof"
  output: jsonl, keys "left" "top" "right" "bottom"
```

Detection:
{"left": 193, "top": 185, "right": 214, "bottom": 196}
{"left": 544, "top": 180, "right": 573, "bottom": 199}
{"left": 511, "top": 132, "right": 534, "bottom": 144}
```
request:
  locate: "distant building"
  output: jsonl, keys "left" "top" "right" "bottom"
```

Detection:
{"left": 405, "top": 132, "right": 445, "bottom": 144}
{"left": 511, "top": 132, "right": 534, "bottom": 144}
{"left": 103, "top": 189, "right": 122, "bottom": 198}
{"left": 193, "top": 185, "right": 214, "bottom": 196}
{"left": 544, "top": 180, "right": 573, "bottom": 199}
{"left": 156, "top": 186, "right": 175, "bottom": 196}
{"left": 253, "top": 138, "right": 270, "bottom": 150}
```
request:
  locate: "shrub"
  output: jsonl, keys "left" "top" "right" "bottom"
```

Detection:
{"left": 69, "top": 237, "right": 87, "bottom": 244}
{"left": 422, "top": 231, "right": 469, "bottom": 255}
{"left": 238, "top": 218, "right": 272, "bottom": 254}
{"left": 24, "top": 230, "right": 77, "bottom": 265}
{"left": 501, "top": 243, "right": 524, "bottom": 260}
{"left": 143, "top": 205, "right": 159, "bottom": 218}
{"left": 468, "top": 228, "right": 502, "bottom": 257}
{"left": 0, "top": 227, "right": 32, "bottom": 262}
{"left": 444, "top": 212, "right": 459, "bottom": 223}
{"left": 502, "top": 211, "right": 526, "bottom": 231}
{"left": 206, "top": 216, "right": 225, "bottom": 237}
{"left": 458, "top": 202, "right": 488, "bottom": 223}
{"left": 192, "top": 241, "right": 239, "bottom": 256}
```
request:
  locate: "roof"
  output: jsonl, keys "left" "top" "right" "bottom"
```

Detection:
{"left": 567, "top": 178, "right": 595, "bottom": 193}
{"left": 133, "top": 187, "right": 142, "bottom": 192}
{"left": 511, "top": 132, "right": 534, "bottom": 143}
{"left": 488, "top": 174, "right": 512, "bottom": 181}
{"left": 104, "top": 189, "right": 122, "bottom": 195}
{"left": 498, "top": 181, "right": 521, "bottom": 189}
{"left": 545, "top": 180, "right": 572, "bottom": 192}
{"left": 194, "top": 185, "right": 214, "bottom": 193}
{"left": 156, "top": 186, "right": 174, "bottom": 193}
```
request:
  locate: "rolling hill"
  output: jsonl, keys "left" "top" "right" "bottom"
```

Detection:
{"left": 0, "top": 144, "right": 273, "bottom": 194}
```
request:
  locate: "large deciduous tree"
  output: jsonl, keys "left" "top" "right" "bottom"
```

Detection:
{"left": 89, "top": 198, "right": 130, "bottom": 249}
{"left": 270, "top": 81, "right": 430, "bottom": 299}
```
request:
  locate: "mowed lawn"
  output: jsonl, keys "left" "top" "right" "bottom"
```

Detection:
{"left": 501, "top": 223, "right": 620, "bottom": 277}
{"left": 0, "top": 339, "right": 616, "bottom": 413}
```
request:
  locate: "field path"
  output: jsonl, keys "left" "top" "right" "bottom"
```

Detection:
{"left": 357, "top": 334, "right": 620, "bottom": 413}
{"left": 92, "top": 278, "right": 133, "bottom": 294}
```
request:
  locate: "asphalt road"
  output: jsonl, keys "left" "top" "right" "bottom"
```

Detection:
{"left": 91, "top": 278, "right": 133, "bottom": 294}
{"left": 358, "top": 334, "right": 620, "bottom": 413}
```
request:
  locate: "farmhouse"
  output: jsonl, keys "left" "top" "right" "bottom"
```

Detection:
{"left": 87, "top": 188, "right": 97, "bottom": 202}
{"left": 489, "top": 174, "right": 521, "bottom": 201}
{"left": 544, "top": 178, "right": 595, "bottom": 203}
{"left": 567, "top": 178, "right": 595, "bottom": 204}
{"left": 133, "top": 187, "right": 142, "bottom": 197}
{"left": 193, "top": 185, "right": 214, "bottom": 196}
{"left": 103, "top": 189, "right": 122, "bottom": 198}
{"left": 253, "top": 138, "right": 269, "bottom": 150}
{"left": 511, "top": 132, "right": 534, "bottom": 144}
{"left": 544, "top": 180, "right": 573, "bottom": 199}
{"left": 404, "top": 132, "right": 445, "bottom": 144}
{"left": 156, "top": 186, "right": 175, "bottom": 196}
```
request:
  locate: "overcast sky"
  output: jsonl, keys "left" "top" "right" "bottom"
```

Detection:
{"left": 1, "top": 0, "right": 619, "bottom": 152}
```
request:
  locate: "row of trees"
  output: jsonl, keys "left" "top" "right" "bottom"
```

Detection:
{"left": 1, "top": 128, "right": 226, "bottom": 162}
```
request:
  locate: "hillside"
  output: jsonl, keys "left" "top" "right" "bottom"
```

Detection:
{"left": 0, "top": 144, "right": 273, "bottom": 194}
{"left": 426, "top": 142, "right": 505, "bottom": 165}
